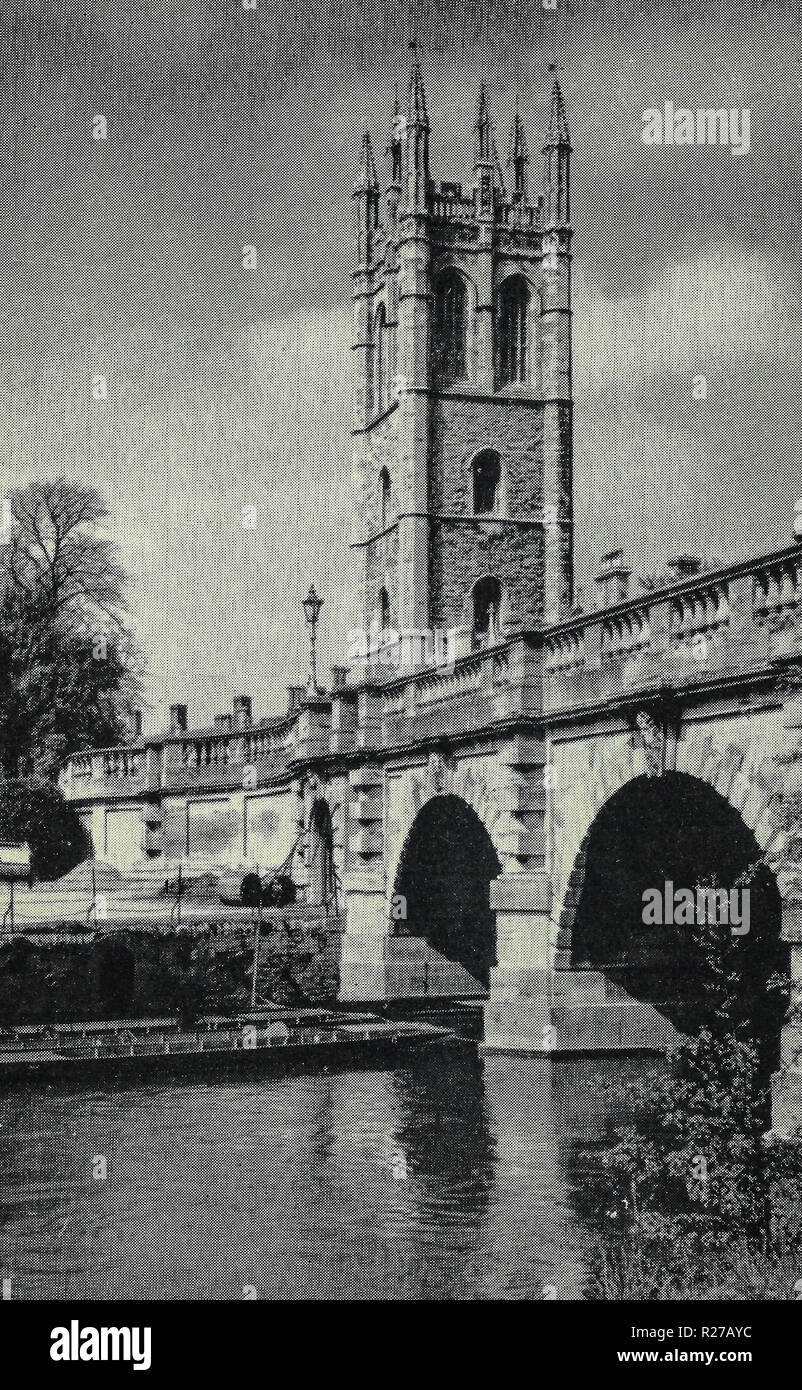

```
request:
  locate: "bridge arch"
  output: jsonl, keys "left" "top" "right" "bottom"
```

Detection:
{"left": 552, "top": 734, "right": 792, "bottom": 937}
{"left": 558, "top": 770, "right": 787, "bottom": 1060}
{"left": 391, "top": 792, "right": 502, "bottom": 988}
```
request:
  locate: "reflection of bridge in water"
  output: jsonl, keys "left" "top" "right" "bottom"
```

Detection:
{"left": 0, "top": 1044, "right": 655, "bottom": 1297}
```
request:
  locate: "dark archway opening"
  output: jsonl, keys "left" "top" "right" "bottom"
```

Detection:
{"left": 308, "top": 796, "right": 336, "bottom": 910}
{"left": 96, "top": 938, "right": 136, "bottom": 1017}
{"left": 571, "top": 772, "right": 786, "bottom": 1074}
{"left": 393, "top": 795, "right": 501, "bottom": 988}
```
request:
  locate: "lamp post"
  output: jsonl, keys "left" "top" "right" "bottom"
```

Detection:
{"left": 303, "top": 586, "right": 324, "bottom": 692}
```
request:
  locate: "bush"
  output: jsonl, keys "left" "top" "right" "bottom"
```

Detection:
{"left": 0, "top": 776, "right": 89, "bottom": 881}
{"left": 581, "top": 892, "right": 802, "bottom": 1296}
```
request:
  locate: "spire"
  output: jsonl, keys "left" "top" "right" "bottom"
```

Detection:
{"left": 492, "top": 133, "right": 506, "bottom": 198}
{"left": 473, "top": 83, "right": 492, "bottom": 167}
{"left": 403, "top": 60, "right": 430, "bottom": 209}
{"left": 508, "top": 108, "right": 529, "bottom": 202}
{"left": 542, "top": 76, "right": 571, "bottom": 227}
{"left": 387, "top": 89, "right": 403, "bottom": 186}
{"left": 544, "top": 78, "right": 570, "bottom": 149}
{"left": 408, "top": 61, "right": 429, "bottom": 129}
{"left": 355, "top": 129, "right": 378, "bottom": 195}
{"left": 354, "top": 129, "right": 379, "bottom": 266}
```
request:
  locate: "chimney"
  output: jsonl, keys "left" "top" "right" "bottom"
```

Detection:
{"left": 232, "top": 695, "right": 252, "bottom": 728}
{"left": 169, "top": 703, "right": 188, "bottom": 734}
{"left": 666, "top": 555, "right": 703, "bottom": 581}
{"left": 287, "top": 685, "right": 306, "bottom": 715}
{"left": 214, "top": 713, "right": 233, "bottom": 732}
{"left": 594, "top": 549, "right": 632, "bottom": 608}
{"left": 330, "top": 665, "right": 348, "bottom": 692}
{"left": 129, "top": 709, "right": 143, "bottom": 740}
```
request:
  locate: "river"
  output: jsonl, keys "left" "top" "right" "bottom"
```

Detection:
{"left": 0, "top": 1046, "right": 657, "bottom": 1300}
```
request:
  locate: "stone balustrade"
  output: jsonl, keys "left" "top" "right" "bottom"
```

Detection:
{"left": 496, "top": 201, "right": 541, "bottom": 229}
{"left": 669, "top": 581, "right": 730, "bottom": 649}
{"left": 60, "top": 544, "right": 802, "bottom": 801}
{"left": 753, "top": 553, "right": 802, "bottom": 624}
{"left": 60, "top": 715, "right": 298, "bottom": 799}
{"left": 430, "top": 191, "right": 478, "bottom": 221}
{"left": 600, "top": 606, "right": 652, "bottom": 663}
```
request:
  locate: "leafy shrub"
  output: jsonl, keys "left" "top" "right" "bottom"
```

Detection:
{"left": 0, "top": 776, "right": 89, "bottom": 881}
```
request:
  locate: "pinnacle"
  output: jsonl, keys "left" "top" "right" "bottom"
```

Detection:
{"left": 408, "top": 62, "right": 429, "bottom": 126}
{"left": 355, "top": 129, "right": 378, "bottom": 194}
{"left": 474, "top": 81, "right": 493, "bottom": 166}
{"left": 546, "top": 79, "right": 570, "bottom": 146}
{"left": 508, "top": 109, "right": 529, "bottom": 165}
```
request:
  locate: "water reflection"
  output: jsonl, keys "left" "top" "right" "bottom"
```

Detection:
{"left": 0, "top": 1051, "right": 661, "bottom": 1299}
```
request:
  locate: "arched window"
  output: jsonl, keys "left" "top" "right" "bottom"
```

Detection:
{"left": 379, "top": 467, "right": 391, "bottom": 530}
{"left": 472, "top": 451, "right": 501, "bottom": 515}
{"left": 435, "top": 269, "right": 468, "bottom": 382}
{"left": 472, "top": 576, "right": 502, "bottom": 645}
{"left": 373, "top": 305, "right": 387, "bottom": 415}
{"left": 498, "top": 275, "right": 529, "bottom": 386}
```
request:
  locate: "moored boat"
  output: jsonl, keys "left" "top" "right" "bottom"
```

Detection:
{"left": 0, "top": 1009, "right": 459, "bottom": 1085}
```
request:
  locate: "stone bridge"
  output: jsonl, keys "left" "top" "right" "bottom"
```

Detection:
{"left": 61, "top": 542, "right": 802, "bottom": 1134}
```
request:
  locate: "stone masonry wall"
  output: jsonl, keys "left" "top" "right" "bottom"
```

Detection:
{"left": 430, "top": 395, "right": 546, "bottom": 629}
{"left": 0, "top": 919, "right": 342, "bottom": 1025}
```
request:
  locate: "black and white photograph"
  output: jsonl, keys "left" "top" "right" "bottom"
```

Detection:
{"left": 0, "top": 0, "right": 801, "bottom": 1346}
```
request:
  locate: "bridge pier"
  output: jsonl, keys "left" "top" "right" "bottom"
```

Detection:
{"left": 482, "top": 869, "right": 682, "bottom": 1053}
{"left": 338, "top": 870, "right": 487, "bottom": 1001}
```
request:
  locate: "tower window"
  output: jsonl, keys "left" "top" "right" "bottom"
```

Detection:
{"left": 435, "top": 269, "right": 468, "bottom": 382}
{"left": 472, "top": 451, "right": 501, "bottom": 515}
{"left": 379, "top": 586, "right": 391, "bottom": 633}
{"left": 498, "top": 275, "right": 529, "bottom": 386}
{"left": 472, "top": 576, "right": 502, "bottom": 644}
{"left": 379, "top": 467, "right": 392, "bottom": 530}
{"left": 373, "top": 304, "right": 387, "bottom": 415}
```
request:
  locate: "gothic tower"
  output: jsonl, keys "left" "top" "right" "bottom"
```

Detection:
{"left": 351, "top": 69, "right": 573, "bottom": 661}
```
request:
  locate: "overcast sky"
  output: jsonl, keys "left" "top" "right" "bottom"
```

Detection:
{"left": 1, "top": 0, "right": 801, "bottom": 731}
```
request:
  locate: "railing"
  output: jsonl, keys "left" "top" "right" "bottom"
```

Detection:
{"left": 497, "top": 201, "right": 541, "bottom": 229}
{"left": 60, "top": 545, "right": 802, "bottom": 796}
{"left": 430, "top": 191, "right": 476, "bottom": 221}
{"left": 429, "top": 192, "right": 541, "bottom": 228}
{"left": 60, "top": 716, "right": 298, "bottom": 796}
{"left": 415, "top": 654, "right": 484, "bottom": 708}
{"left": 753, "top": 555, "right": 802, "bottom": 623}
{"left": 103, "top": 748, "right": 144, "bottom": 779}
{"left": 245, "top": 724, "right": 295, "bottom": 761}
{"left": 669, "top": 582, "right": 730, "bottom": 650}
{"left": 539, "top": 547, "right": 802, "bottom": 713}
{"left": 544, "top": 629, "right": 586, "bottom": 673}
{"left": 180, "top": 737, "right": 230, "bottom": 770}
{"left": 601, "top": 607, "right": 652, "bottom": 663}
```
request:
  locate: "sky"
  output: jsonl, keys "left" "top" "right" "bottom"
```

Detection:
{"left": 1, "top": 0, "right": 801, "bottom": 732}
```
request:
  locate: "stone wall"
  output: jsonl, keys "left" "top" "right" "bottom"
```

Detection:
{"left": 0, "top": 918, "right": 342, "bottom": 1026}
{"left": 430, "top": 395, "right": 546, "bottom": 629}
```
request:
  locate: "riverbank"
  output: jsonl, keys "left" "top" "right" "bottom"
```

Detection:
{"left": 0, "top": 914, "right": 341, "bottom": 1024}
{"left": 587, "top": 1237, "right": 802, "bottom": 1300}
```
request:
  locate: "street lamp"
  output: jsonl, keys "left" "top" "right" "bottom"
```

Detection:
{"left": 303, "top": 585, "right": 324, "bottom": 692}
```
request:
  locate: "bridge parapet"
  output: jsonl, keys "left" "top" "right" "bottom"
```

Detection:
{"left": 60, "top": 714, "right": 301, "bottom": 801}
{"left": 60, "top": 546, "right": 802, "bottom": 803}
{"left": 542, "top": 545, "right": 802, "bottom": 716}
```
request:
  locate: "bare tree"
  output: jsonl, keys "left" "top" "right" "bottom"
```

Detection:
{"left": 0, "top": 479, "right": 144, "bottom": 777}
{"left": 5, "top": 478, "right": 129, "bottom": 633}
